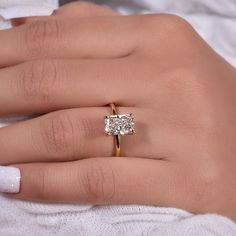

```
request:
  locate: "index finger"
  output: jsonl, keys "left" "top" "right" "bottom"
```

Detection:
{"left": 0, "top": 15, "right": 143, "bottom": 67}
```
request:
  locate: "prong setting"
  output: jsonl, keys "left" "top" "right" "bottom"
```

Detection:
{"left": 104, "top": 113, "right": 135, "bottom": 136}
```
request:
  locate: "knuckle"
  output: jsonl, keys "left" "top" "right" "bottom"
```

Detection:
{"left": 143, "top": 14, "right": 193, "bottom": 37}
{"left": 32, "top": 166, "right": 48, "bottom": 200}
{"left": 76, "top": 116, "right": 96, "bottom": 139}
{"left": 23, "top": 20, "right": 62, "bottom": 58}
{"left": 164, "top": 68, "right": 216, "bottom": 130}
{"left": 74, "top": 1, "right": 95, "bottom": 12}
{"left": 159, "top": 14, "right": 192, "bottom": 32}
{"left": 83, "top": 160, "right": 116, "bottom": 203}
{"left": 40, "top": 111, "right": 76, "bottom": 157}
{"left": 18, "top": 60, "right": 59, "bottom": 104}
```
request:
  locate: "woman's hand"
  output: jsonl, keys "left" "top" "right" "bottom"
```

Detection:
{"left": 0, "top": 2, "right": 236, "bottom": 221}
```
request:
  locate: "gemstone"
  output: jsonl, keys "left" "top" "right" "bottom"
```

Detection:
{"left": 104, "top": 113, "right": 135, "bottom": 135}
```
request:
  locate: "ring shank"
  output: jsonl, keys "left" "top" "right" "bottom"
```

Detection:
{"left": 110, "top": 103, "right": 121, "bottom": 157}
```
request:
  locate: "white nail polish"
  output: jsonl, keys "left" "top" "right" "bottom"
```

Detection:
{"left": 0, "top": 166, "right": 21, "bottom": 193}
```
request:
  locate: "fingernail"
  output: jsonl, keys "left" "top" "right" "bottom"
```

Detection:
{"left": 0, "top": 166, "right": 21, "bottom": 193}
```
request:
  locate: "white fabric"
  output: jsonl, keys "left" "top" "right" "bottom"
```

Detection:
{"left": 0, "top": 0, "right": 236, "bottom": 235}
{"left": 0, "top": 0, "right": 57, "bottom": 19}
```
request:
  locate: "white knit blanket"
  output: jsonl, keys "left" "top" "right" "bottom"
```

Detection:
{"left": 0, "top": 1, "right": 236, "bottom": 235}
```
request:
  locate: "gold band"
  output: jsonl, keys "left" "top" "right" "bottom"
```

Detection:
{"left": 110, "top": 103, "right": 121, "bottom": 157}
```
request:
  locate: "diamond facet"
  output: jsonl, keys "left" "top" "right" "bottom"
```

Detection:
{"left": 104, "top": 113, "right": 135, "bottom": 135}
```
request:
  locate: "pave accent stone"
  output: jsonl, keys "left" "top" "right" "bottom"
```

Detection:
{"left": 104, "top": 113, "right": 135, "bottom": 135}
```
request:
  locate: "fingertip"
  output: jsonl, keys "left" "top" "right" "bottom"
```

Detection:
{"left": 10, "top": 12, "right": 57, "bottom": 27}
{"left": 11, "top": 18, "right": 27, "bottom": 27}
{"left": 0, "top": 166, "right": 21, "bottom": 194}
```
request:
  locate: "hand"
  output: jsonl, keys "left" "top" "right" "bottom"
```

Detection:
{"left": 0, "top": 2, "right": 236, "bottom": 222}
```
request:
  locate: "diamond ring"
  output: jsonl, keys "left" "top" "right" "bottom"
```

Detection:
{"left": 104, "top": 103, "right": 135, "bottom": 157}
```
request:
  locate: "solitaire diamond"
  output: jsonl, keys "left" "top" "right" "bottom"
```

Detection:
{"left": 104, "top": 113, "right": 135, "bottom": 135}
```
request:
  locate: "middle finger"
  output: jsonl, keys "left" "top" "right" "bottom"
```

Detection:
{"left": 0, "top": 57, "right": 143, "bottom": 117}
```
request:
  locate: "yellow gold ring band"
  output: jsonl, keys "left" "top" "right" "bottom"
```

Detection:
{"left": 104, "top": 103, "right": 135, "bottom": 157}
{"left": 110, "top": 104, "right": 121, "bottom": 157}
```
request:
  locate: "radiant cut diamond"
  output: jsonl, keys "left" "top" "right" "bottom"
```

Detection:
{"left": 104, "top": 113, "right": 135, "bottom": 135}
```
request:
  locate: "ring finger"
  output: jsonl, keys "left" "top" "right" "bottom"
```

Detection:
{"left": 0, "top": 106, "right": 171, "bottom": 165}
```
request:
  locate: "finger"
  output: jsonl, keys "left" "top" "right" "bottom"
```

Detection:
{"left": 53, "top": 1, "right": 118, "bottom": 17}
{"left": 7, "top": 158, "right": 193, "bottom": 210}
{"left": 0, "top": 14, "right": 142, "bottom": 67}
{"left": 11, "top": 1, "right": 118, "bottom": 26}
{"left": 0, "top": 58, "right": 140, "bottom": 116}
{"left": 0, "top": 106, "right": 170, "bottom": 165}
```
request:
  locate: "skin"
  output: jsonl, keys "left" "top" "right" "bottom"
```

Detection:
{"left": 0, "top": 1, "right": 236, "bottom": 222}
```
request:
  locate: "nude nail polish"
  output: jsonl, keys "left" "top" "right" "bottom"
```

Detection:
{"left": 0, "top": 166, "right": 21, "bottom": 193}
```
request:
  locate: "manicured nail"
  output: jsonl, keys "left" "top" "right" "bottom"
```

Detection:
{"left": 0, "top": 166, "right": 21, "bottom": 193}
